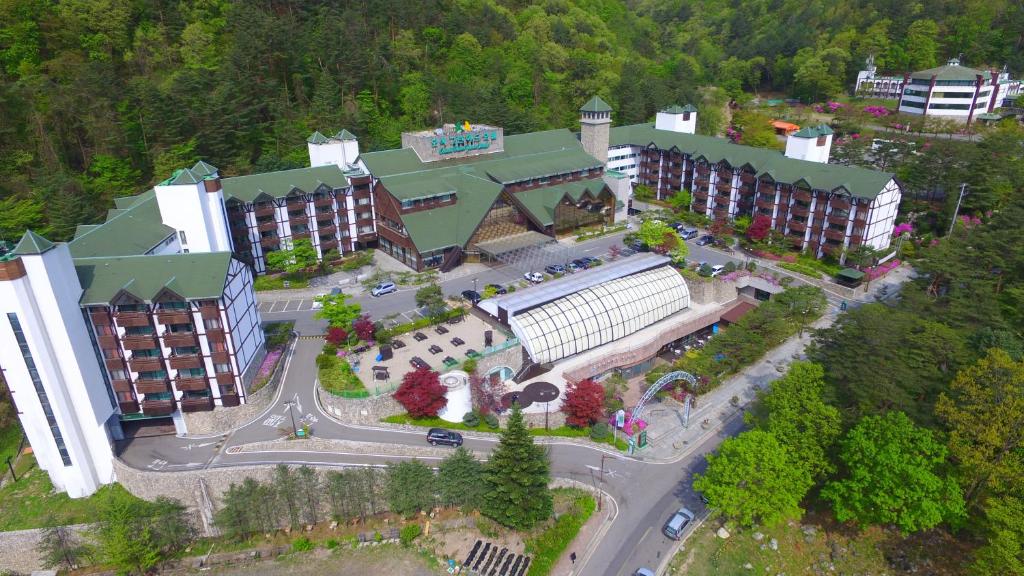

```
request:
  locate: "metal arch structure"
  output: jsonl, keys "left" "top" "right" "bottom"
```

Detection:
{"left": 629, "top": 370, "right": 698, "bottom": 426}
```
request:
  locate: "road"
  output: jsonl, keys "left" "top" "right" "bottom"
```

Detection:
{"left": 118, "top": 231, "right": 874, "bottom": 576}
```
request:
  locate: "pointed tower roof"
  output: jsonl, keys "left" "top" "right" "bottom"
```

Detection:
{"left": 167, "top": 168, "right": 199, "bottom": 185}
{"left": 14, "top": 230, "right": 55, "bottom": 255}
{"left": 190, "top": 160, "right": 218, "bottom": 177}
{"left": 580, "top": 96, "right": 612, "bottom": 113}
{"left": 334, "top": 129, "right": 357, "bottom": 141}
{"left": 307, "top": 131, "right": 330, "bottom": 144}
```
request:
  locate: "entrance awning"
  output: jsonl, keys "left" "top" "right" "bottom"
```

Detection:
{"left": 476, "top": 231, "right": 555, "bottom": 258}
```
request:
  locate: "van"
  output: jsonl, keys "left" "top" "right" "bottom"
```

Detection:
{"left": 371, "top": 282, "right": 397, "bottom": 297}
{"left": 427, "top": 428, "right": 463, "bottom": 447}
{"left": 679, "top": 227, "right": 699, "bottom": 240}
{"left": 662, "top": 507, "right": 695, "bottom": 540}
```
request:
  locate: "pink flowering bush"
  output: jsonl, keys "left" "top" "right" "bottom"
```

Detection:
{"left": 827, "top": 101, "right": 843, "bottom": 112}
{"left": 893, "top": 222, "right": 914, "bottom": 236}
{"left": 959, "top": 214, "right": 982, "bottom": 228}
{"left": 863, "top": 105, "right": 891, "bottom": 117}
{"left": 865, "top": 259, "right": 901, "bottom": 280}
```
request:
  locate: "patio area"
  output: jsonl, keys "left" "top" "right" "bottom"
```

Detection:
{"left": 349, "top": 312, "right": 515, "bottom": 391}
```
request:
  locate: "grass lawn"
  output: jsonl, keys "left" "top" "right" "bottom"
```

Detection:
{"left": 0, "top": 422, "right": 23, "bottom": 465}
{"left": 0, "top": 454, "right": 148, "bottom": 531}
{"left": 381, "top": 415, "right": 628, "bottom": 451}
{"left": 523, "top": 488, "right": 596, "bottom": 576}
{"left": 254, "top": 274, "right": 310, "bottom": 291}
{"left": 319, "top": 359, "right": 370, "bottom": 398}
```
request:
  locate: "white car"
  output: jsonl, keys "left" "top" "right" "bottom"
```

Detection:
{"left": 524, "top": 272, "right": 544, "bottom": 284}
{"left": 370, "top": 282, "right": 397, "bottom": 297}
{"left": 710, "top": 264, "right": 726, "bottom": 277}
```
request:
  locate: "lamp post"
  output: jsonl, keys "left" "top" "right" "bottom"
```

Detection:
{"left": 283, "top": 400, "right": 299, "bottom": 437}
{"left": 948, "top": 183, "right": 968, "bottom": 236}
{"left": 473, "top": 277, "right": 478, "bottom": 293}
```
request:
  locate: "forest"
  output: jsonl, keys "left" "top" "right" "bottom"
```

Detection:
{"left": 2, "top": 0, "right": 1023, "bottom": 241}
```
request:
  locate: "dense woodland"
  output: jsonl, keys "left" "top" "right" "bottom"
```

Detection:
{"left": 2, "top": 0, "right": 1024, "bottom": 241}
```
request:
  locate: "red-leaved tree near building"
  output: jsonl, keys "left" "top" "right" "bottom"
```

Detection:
{"left": 393, "top": 367, "right": 447, "bottom": 418}
{"left": 470, "top": 373, "right": 506, "bottom": 415}
{"left": 561, "top": 379, "right": 606, "bottom": 428}
{"left": 747, "top": 215, "right": 772, "bottom": 242}
{"left": 325, "top": 327, "right": 348, "bottom": 346}
{"left": 352, "top": 314, "right": 375, "bottom": 342}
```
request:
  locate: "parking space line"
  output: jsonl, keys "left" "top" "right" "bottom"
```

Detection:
{"left": 296, "top": 300, "right": 311, "bottom": 311}
{"left": 284, "top": 300, "right": 300, "bottom": 311}
{"left": 269, "top": 301, "right": 285, "bottom": 313}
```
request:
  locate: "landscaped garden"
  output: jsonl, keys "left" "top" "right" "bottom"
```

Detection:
{"left": 253, "top": 242, "right": 374, "bottom": 292}
{"left": 251, "top": 321, "right": 294, "bottom": 393}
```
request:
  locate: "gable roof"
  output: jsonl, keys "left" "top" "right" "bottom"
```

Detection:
{"left": 393, "top": 172, "right": 504, "bottom": 254}
{"left": 220, "top": 165, "right": 351, "bottom": 203}
{"left": 513, "top": 177, "right": 608, "bottom": 227}
{"left": 580, "top": 96, "right": 612, "bottom": 113}
{"left": 609, "top": 123, "right": 894, "bottom": 200}
{"left": 190, "top": 160, "right": 218, "bottom": 177}
{"left": 791, "top": 124, "right": 834, "bottom": 138}
{"left": 662, "top": 104, "right": 697, "bottom": 114}
{"left": 335, "top": 129, "right": 357, "bottom": 140}
{"left": 75, "top": 252, "right": 233, "bottom": 306}
{"left": 68, "top": 190, "right": 175, "bottom": 258}
{"left": 13, "top": 230, "right": 55, "bottom": 255}
{"left": 910, "top": 63, "right": 986, "bottom": 81}
{"left": 307, "top": 131, "right": 330, "bottom": 144}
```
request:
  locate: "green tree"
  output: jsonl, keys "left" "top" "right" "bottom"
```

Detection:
{"left": 666, "top": 189, "right": 692, "bottom": 212}
{"left": 273, "top": 464, "right": 302, "bottom": 528}
{"left": 415, "top": 284, "right": 447, "bottom": 319}
{"left": 385, "top": 460, "right": 436, "bottom": 517}
{"left": 823, "top": 411, "right": 965, "bottom": 533}
{"left": 935, "top": 349, "right": 1024, "bottom": 507}
{"left": 636, "top": 219, "right": 675, "bottom": 250}
{"left": 152, "top": 138, "right": 199, "bottom": 183}
{"left": 314, "top": 292, "right": 362, "bottom": 329}
{"left": 747, "top": 362, "right": 841, "bottom": 479}
{"left": 216, "top": 477, "right": 277, "bottom": 538}
{"left": 904, "top": 19, "right": 940, "bottom": 70}
{"left": 296, "top": 465, "right": 321, "bottom": 526}
{"left": 38, "top": 516, "right": 89, "bottom": 571}
{"left": 0, "top": 197, "right": 48, "bottom": 239}
{"left": 438, "top": 447, "right": 485, "bottom": 509}
{"left": 482, "top": 404, "right": 552, "bottom": 529}
{"left": 265, "top": 239, "right": 317, "bottom": 275}
{"left": 773, "top": 285, "right": 826, "bottom": 337}
{"left": 86, "top": 154, "right": 141, "bottom": 199}
{"left": 971, "top": 494, "right": 1024, "bottom": 576}
{"left": 693, "top": 430, "right": 812, "bottom": 527}
{"left": 93, "top": 491, "right": 189, "bottom": 575}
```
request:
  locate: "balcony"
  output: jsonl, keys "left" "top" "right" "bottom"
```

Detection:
{"left": 141, "top": 399, "right": 175, "bottom": 417}
{"left": 115, "top": 311, "right": 151, "bottom": 328}
{"left": 793, "top": 190, "right": 812, "bottom": 203}
{"left": 316, "top": 223, "right": 336, "bottom": 236}
{"left": 168, "top": 355, "right": 202, "bottom": 370}
{"left": 220, "top": 394, "right": 241, "bottom": 408}
{"left": 757, "top": 182, "right": 776, "bottom": 196}
{"left": 128, "top": 356, "right": 163, "bottom": 373}
{"left": 98, "top": 334, "right": 119, "bottom": 349}
{"left": 200, "top": 305, "right": 220, "bottom": 320}
{"left": 788, "top": 220, "right": 807, "bottom": 233}
{"left": 174, "top": 376, "right": 208, "bottom": 392}
{"left": 123, "top": 335, "right": 158, "bottom": 350}
{"left": 831, "top": 198, "right": 852, "bottom": 212}
{"left": 211, "top": 350, "right": 231, "bottom": 364}
{"left": 755, "top": 198, "right": 775, "bottom": 210}
{"left": 790, "top": 204, "right": 810, "bottom": 217}
{"left": 90, "top": 311, "right": 111, "bottom": 325}
{"left": 714, "top": 195, "right": 731, "bottom": 207}
{"left": 694, "top": 176, "right": 710, "bottom": 187}
{"left": 850, "top": 234, "right": 864, "bottom": 245}
{"left": 156, "top": 310, "right": 192, "bottom": 325}
{"left": 215, "top": 372, "right": 236, "bottom": 386}
{"left": 257, "top": 220, "right": 277, "bottom": 232}
{"left": 853, "top": 217, "right": 868, "bottom": 228}
{"left": 692, "top": 202, "right": 707, "bottom": 213}
{"left": 320, "top": 239, "right": 339, "bottom": 252}
{"left": 105, "top": 357, "right": 125, "bottom": 371}
{"left": 692, "top": 189, "right": 708, "bottom": 200}
{"left": 180, "top": 396, "right": 214, "bottom": 413}
{"left": 713, "top": 207, "right": 730, "bottom": 219}
{"left": 292, "top": 230, "right": 311, "bottom": 241}
{"left": 260, "top": 236, "right": 280, "bottom": 249}
{"left": 119, "top": 400, "right": 140, "bottom": 414}
{"left": 740, "top": 173, "right": 757, "bottom": 184}
{"left": 824, "top": 228, "right": 846, "bottom": 242}
{"left": 313, "top": 196, "right": 333, "bottom": 209}
{"left": 288, "top": 212, "right": 309, "bottom": 225}
{"left": 205, "top": 328, "right": 226, "bottom": 343}
{"left": 163, "top": 331, "right": 197, "bottom": 348}
{"left": 828, "top": 214, "right": 850, "bottom": 227}
{"left": 253, "top": 205, "right": 275, "bottom": 218}
{"left": 135, "top": 379, "right": 170, "bottom": 394}
{"left": 112, "top": 379, "right": 132, "bottom": 393}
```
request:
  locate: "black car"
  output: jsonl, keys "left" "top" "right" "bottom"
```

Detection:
{"left": 571, "top": 258, "right": 589, "bottom": 270}
{"left": 581, "top": 256, "right": 601, "bottom": 268}
{"left": 695, "top": 235, "right": 715, "bottom": 246}
{"left": 485, "top": 283, "right": 507, "bottom": 295}
{"left": 461, "top": 290, "right": 482, "bottom": 304}
{"left": 427, "top": 428, "right": 463, "bottom": 447}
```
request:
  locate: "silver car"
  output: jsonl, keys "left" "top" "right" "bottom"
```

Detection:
{"left": 662, "top": 507, "right": 695, "bottom": 540}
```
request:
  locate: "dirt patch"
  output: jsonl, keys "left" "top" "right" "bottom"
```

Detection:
{"left": 170, "top": 546, "right": 444, "bottom": 576}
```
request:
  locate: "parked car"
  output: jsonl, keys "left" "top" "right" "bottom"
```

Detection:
{"left": 370, "top": 282, "right": 397, "bottom": 297}
{"left": 710, "top": 264, "right": 726, "bottom": 277}
{"left": 544, "top": 263, "right": 566, "bottom": 275}
{"left": 524, "top": 271, "right": 544, "bottom": 283}
{"left": 662, "top": 507, "right": 696, "bottom": 540}
{"left": 485, "top": 283, "right": 507, "bottom": 295}
{"left": 695, "top": 235, "right": 714, "bottom": 246}
{"left": 581, "top": 256, "right": 601, "bottom": 267}
{"left": 679, "top": 227, "right": 699, "bottom": 240}
{"left": 461, "top": 290, "right": 482, "bottom": 304}
{"left": 634, "top": 569, "right": 656, "bottom": 576}
{"left": 568, "top": 260, "right": 584, "bottom": 272}
{"left": 426, "top": 428, "right": 463, "bottom": 447}
{"left": 329, "top": 287, "right": 344, "bottom": 295}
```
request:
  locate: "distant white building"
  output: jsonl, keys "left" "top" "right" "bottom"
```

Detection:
{"left": 856, "top": 57, "right": 1022, "bottom": 123}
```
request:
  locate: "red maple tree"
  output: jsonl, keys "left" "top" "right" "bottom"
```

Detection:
{"left": 393, "top": 367, "right": 447, "bottom": 418}
{"left": 470, "top": 373, "right": 506, "bottom": 415}
{"left": 747, "top": 214, "right": 772, "bottom": 242}
{"left": 352, "top": 314, "right": 376, "bottom": 342}
{"left": 561, "top": 379, "right": 606, "bottom": 428}
{"left": 325, "top": 327, "right": 348, "bottom": 346}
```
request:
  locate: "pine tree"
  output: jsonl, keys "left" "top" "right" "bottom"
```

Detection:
{"left": 438, "top": 447, "right": 484, "bottom": 509}
{"left": 481, "top": 405, "right": 552, "bottom": 529}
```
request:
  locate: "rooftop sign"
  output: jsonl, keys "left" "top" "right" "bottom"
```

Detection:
{"left": 402, "top": 122, "right": 504, "bottom": 162}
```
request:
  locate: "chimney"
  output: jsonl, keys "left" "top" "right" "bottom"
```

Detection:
{"left": 579, "top": 96, "right": 612, "bottom": 163}
{"left": 655, "top": 104, "right": 697, "bottom": 134}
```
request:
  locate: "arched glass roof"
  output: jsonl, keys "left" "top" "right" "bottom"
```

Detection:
{"left": 509, "top": 266, "right": 690, "bottom": 364}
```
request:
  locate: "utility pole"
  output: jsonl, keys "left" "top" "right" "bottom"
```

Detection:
{"left": 284, "top": 400, "right": 299, "bottom": 437}
{"left": 948, "top": 183, "right": 968, "bottom": 236}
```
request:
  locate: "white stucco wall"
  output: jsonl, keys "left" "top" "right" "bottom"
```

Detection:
{"left": 864, "top": 179, "right": 901, "bottom": 250}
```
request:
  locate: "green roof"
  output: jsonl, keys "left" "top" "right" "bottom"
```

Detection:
{"left": 791, "top": 124, "right": 834, "bottom": 138}
{"left": 513, "top": 178, "right": 607, "bottom": 227}
{"left": 68, "top": 190, "right": 175, "bottom": 258}
{"left": 13, "top": 230, "right": 55, "bottom": 255}
{"left": 609, "top": 123, "right": 894, "bottom": 200}
{"left": 190, "top": 160, "right": 218, "bottom": 177}
{"left": 836, "top": 268, "right": 865, "bottom": 281}
{"left": 910, "top": 63, "right": 986, "bottom": 81}
{"left": 334, "top": 129, "right": 357, "bottom": 140}
{"left": 166, "top": 168, "right": 200, "bottom": 186}
{"left": 307, "top": 131, "right": 330, "bottom": 144}
{"left": 75, "top": 252, "right": 233, "bottom": 305}
{"left": 580, "top": 96, "right": 612, "bottom": 113}
{"left": 396, "top": 173, "right": 504, "bottom": 253}
{"left": 220, "top": 165, "right": 350, "bottom": 203}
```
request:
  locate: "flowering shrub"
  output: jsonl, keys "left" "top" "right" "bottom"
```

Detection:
{"left": 725, "top": 126, "right": 741, "bottom": 143}
{"left": 892, "top": 222, "right": 914, "bottom": 236}
{"left": 959, "top": 214, "right": 982, "bottom": 228}
{"left": 864, "top": 259, "right": 901, "bottom": 280}
{"left": 863, "top": 105, "right": 891, "bottom": 117}
{"left": 781, "top": 253, "right": 797, "bottom": 263}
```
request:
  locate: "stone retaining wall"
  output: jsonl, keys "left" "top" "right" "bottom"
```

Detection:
{"left": 231, "top": 436, "right": 456, "bottom": 459}
{"left": 0, "top": 524, "right": 93, "bottom": 574}
{"left": 317, "top": 386, "right": 404, "bottom": 425}
{"left": 686, "top": 276, "right": 735, "bottom": 304}
{"left": 474, "top": 344, "right": 524, "bottom": 379}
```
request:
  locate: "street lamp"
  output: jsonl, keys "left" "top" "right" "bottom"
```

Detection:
{"left": 283, "top": 400, "right": 299, "bottom": 437}
{"left": 473, "top": 277, "right": 478, "bottom": 292}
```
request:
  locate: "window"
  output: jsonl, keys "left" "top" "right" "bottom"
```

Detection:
{"left": 214, "top": 363, "right": 232, "bottom": 374}
{"left": 139, "top": 370, "right": 167, "bottom": 380}
{"left": 356, "top": 197, "right": 371, "bottom": 205}
{"left": 178, "top": 368, "right": 206, "bottom": 378}
{"left": 928, "top": 103, "right": 970, "bottom": 110}
{"left": 901, "top": 100, "right": 926, "bottom": 109}
{"left": 204, "top": 318, "right": 222, "bottom": 330}
{"left": 179, "top": 230, "right": 187, "bottom": 244}
{"left": 172, "top": 346, "right": 199, "bottom": 356}
{"left": 125, "top": 326, "right": 154, "bottom": 335}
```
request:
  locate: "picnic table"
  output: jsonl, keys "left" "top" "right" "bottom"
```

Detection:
{"left": 410, "top": 357, "right": 429, "bottom": 369}
{"left": 391, "top": 339, "right": 406, "bottom": 349}
{"left": 413, "top": 332, "right": 428, "bottom": 342}
{"left": 428, "top": 344, "right": 443, "bottom": 355}
{"left": 465, "top": 349, "right": 481, "bottom": 359}
{"left": 451, "top": 337, "right": 465, "bottom": 347}
{"left": 443, "top": 356, "right": 458, "bottom": 368}
{"left": 435, "top": 325, "right": 449, "bottom": 335}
